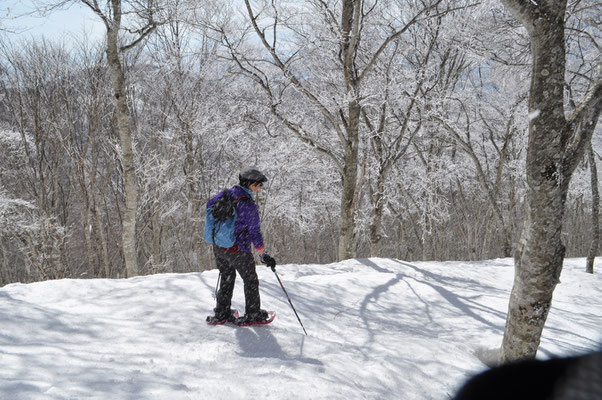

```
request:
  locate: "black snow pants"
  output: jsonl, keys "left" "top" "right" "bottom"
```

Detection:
{"left": 213, "top": 245, "right": 260, "bottom": 316}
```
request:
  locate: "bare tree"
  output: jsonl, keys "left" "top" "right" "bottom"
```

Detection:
{"left": 0, "top": 41, "right": 74, "bottom": 281}
{"left": 586, "top": 145, "right": 599, "bottom": 273}
{"left": 75, "top": 0, "right": 164, "bottom": 277}
{"left": 499, "top": 0, "right": 602, "bottom": 362}
{"left": 143, "top": 16, "right": 222, "bottom": 272}
{"left": 219, "top": 0, "right": 447, "bottom": 261}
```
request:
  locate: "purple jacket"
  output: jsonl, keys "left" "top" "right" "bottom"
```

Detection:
{"left": 206, "top": 185, "right": 264, "bottom": 253}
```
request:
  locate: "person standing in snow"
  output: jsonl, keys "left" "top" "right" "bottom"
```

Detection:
{"left": 205, "top": 167, "right": 277, "bottom": 325}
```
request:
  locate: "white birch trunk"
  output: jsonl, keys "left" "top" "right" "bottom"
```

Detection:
{"left": 106, "top": 22, "right": 138, "bottom": 278}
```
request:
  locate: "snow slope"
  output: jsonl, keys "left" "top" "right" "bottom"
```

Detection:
{"left": 1, "top": 258, "right": 600, "bottom": 400}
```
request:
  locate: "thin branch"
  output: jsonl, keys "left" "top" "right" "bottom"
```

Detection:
{"left": 358, "top": 0, "right": 445, "bottom": 83}
{"left": 243, "top": 0, "right": 347, "bottom": 144}
{"left": 80, "top": 0, "right": 111, "bottom": 30}
{"left": 564, "top": 77, "right": 602, "bottom": 175}
{"left": 121, "top": 22, "right": 159, "bottom": 51}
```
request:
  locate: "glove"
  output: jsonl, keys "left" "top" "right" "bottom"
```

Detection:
{"left": 261, "top": 253, "right": 276, "bottom": 270}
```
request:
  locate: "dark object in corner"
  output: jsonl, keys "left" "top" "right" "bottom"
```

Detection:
{"left": 453, "top": 351, "right": 602, "bottom": 400}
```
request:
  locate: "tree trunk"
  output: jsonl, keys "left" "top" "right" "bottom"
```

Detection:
{"left": 500, "top": 0, "right": 568, "bottom": 362}
{"left": 0, "top": 240, "right": 8, "bottom": 286}
{"left": 338, "top": 135, "right": 360, "bottom": 260}
{"left": 106, "top": 24, "right": 138, "bottom": 278}
{"left": 151, "top": 205, "right": 163, "bottom": 272}
{"left": 586, "top": 145, "right": 599, "bottom": 274}
{"left": 93, "top": 199, "right": 111, "bottom": 278}
{"left": 182, "top": 120, "right": 203, "bottom": 272}
{"left": 499, "top": 0, "right": 601, "bottom": 362}
{"left": 83, "top": 203, "right": 96, "bottom": 276}
{"left": 337, "top": 1, "right": 362, "bottom": 261}
{"left": 370, "top": 169, "right": 386, "bottom": 257}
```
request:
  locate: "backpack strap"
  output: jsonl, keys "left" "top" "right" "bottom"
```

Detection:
{"left": 234, "top": 195, "right": 252, "bottom": 203}
{"left": 233, "top": 196, "right": 251, "bottom": 241}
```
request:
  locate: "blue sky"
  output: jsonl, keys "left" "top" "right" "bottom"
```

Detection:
{"left": 1, "top": 0, "right": 105, "bottom": 43}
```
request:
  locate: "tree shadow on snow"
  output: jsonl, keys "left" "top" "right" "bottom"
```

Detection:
{"left": 355, "top": 258, "right": 507, "bottom": 346}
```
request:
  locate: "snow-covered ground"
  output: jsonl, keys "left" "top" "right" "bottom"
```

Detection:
{"left": 1, "top": 257, "right": 600, "bottom": 399}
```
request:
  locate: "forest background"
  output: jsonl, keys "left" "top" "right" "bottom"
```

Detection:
{"left": 0, "top": 0, "right": 600, "bottom": 286}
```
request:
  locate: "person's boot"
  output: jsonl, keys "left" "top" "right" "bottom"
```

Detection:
{"left": 235, "top": 310, "right": 271, "bottom": 326}
{"left": 206, "top": 309, "right": 238, "bottom": 325}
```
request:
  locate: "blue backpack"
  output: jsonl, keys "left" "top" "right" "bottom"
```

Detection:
{"left": 203, "top": 190, "right": 250, "bottom": 248}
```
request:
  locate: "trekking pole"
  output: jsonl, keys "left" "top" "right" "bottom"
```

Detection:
{"left": 214, "top": 272, "right": 221, "bottom": 300}
{"left": 272, "top": 267, "right": 308, "bottom": 336}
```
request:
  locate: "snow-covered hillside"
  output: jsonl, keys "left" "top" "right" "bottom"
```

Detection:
{"left": 1, "top": 258, "right": 600, "bottom": 399}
